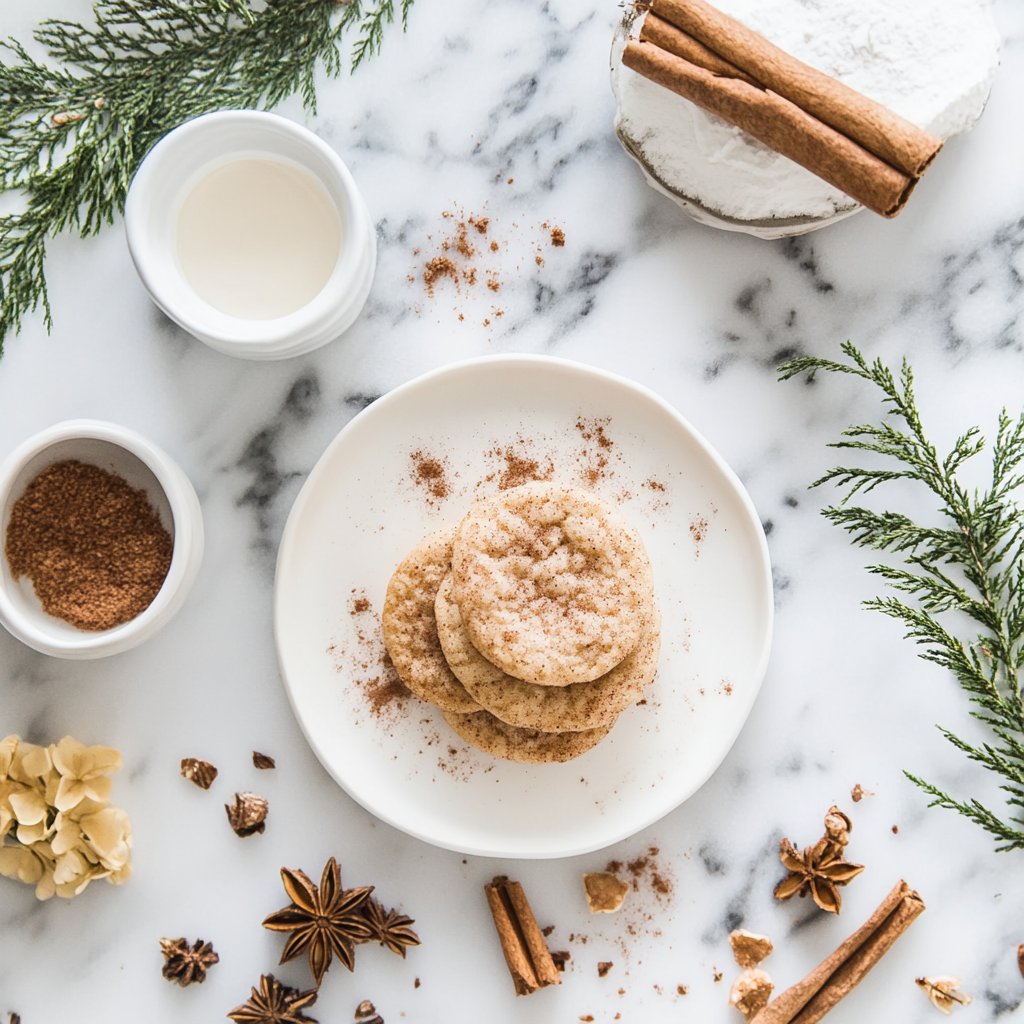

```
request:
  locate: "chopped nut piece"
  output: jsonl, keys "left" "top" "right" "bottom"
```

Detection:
{"left": 180, "top": 757, "right": 217, "bottom": 790}
{"left": 598, "top": 961, "right": 613, "bottom": 978}
{"left": 729, "top": 929, "right": 774, "bottom": 969}
{"left": 253, "top": 751, "right": 276, "bottom": 770}
{"left": 551, "top": 951, "right": 571, "bottom": 971}
{"left": 542, "top": 925, "right": 555, "bottom": 937}
{"left": 354, "top": 1002, "right": 378, "bottom": 1020}
{"left": 677, "top": 985, "right": 688, "bottom": 996}
{"left": 484, "top": 876, "right": 561, "bottom": 995}
{"left": 225, "top": 792, "right": 268, "bottom": 836}
{"left": 729, "top": 968, "right": 774, "bottom": 1021}
{"left": 851, "top": 783, "right": 874, "bottom": 802}
{"left": 916, "top": 976, "right": 972, "bottom": 1014}
{"left": 160, "top": 936, "right": 219, "bottom": 986}
{"left": 582, "top": 872, "right": 629, "bottom": 913}
{"left": 823, "top": 805, "right": 852, "bottom": 846}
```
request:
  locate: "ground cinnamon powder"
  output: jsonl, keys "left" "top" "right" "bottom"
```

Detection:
{"left": 5, "top": 459, "right": 173, "bottom": 631}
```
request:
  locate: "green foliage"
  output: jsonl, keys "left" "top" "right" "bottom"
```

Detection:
{"left": 0, "top": 0, "right": 413, "bottom": 358}
{"left": 780, "top": 342, "right": 1024, "bottom": 851}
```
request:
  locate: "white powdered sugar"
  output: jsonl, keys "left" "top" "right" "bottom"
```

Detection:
{"left": 611, "top": 0, "right": 1001, "bottom": 230}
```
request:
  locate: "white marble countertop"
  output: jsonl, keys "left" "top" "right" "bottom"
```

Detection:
{"left": 3, "top": 1, "right": 1024, "bottom": 1021}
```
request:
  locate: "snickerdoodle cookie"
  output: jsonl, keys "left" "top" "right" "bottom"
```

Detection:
{"left": 436, "top": 572, "right": 661, "bottom": 732}
{"left": 442, "top": 709, "right": 611, "bottom": 764}
{"left": 381, "top": 529, "right": 480, "bottom": 714}
{"left": 451, "top": 482, "right": 655, "bottom": 685}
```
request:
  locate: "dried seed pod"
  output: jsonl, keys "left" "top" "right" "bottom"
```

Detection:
{"left": 253, "top": 751, "right": 276, "bottom": 769}
{"left": 582, "top": 872, "right": 629, "bottom": 913}
{"left": 729, "top": 929, "right": 774, "bottom": 969}
{"left": 159, "top": 937, "right": 219, "bottom": 987}
{"left": 181, "top": 757, "right": 218, "bottom": 790}
{"left": 225, "top": 792, "right": 268, "bottom": 836}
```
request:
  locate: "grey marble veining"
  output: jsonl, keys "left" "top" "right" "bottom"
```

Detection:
{"left": 2, "top": 0, "right": 1024, "bottom": 1020}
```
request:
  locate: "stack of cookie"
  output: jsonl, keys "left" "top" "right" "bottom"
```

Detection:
{"left": 382, "top": 482, "right": 660, "bottom": 764}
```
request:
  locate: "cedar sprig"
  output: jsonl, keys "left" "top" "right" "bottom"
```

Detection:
{"left": 780, "top": 341, "right": 1024, "bottom": 851}
{"left": 0, "top": 0, "right": 412, "bottom": 359}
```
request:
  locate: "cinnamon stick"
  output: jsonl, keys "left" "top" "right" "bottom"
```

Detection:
{"left": 753, "top": 880, "right": 925, "bottom": 1024}
{"left": 640, "top": 12, "right": 757, "bottom": 86}
{"left": 646, "top": 0, "right": 942, "bottom": 177}
{"left": 621, "top": 40, "right": 916, "bottom": 218}
{"left": 484, "top": 876, "right": 561, "bottom": 996}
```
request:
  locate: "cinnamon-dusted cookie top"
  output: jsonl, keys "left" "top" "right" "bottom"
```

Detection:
{"left": 442, "top": 709, "right": 611, "bottom": 764}
{"left": 451, "top": 482, "right": 655, "bottom": 686}
{"left": 436, "top": 573, "right": 661, "bottom": 732}
{"left": 381, "top": 528, "right": 480, "bottom": 714}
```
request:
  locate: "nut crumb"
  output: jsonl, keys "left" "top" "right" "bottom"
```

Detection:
{"left": 677, "top": 985, "right": 688, "bottom": 995}
{"left": 851, "top": 783, "right": 874, "bottom": 802}
{"left": 551, "top": 226, "right": 565, "bottom": 246}
{"left": 551, "top": 951, "right": 571, "bottom": 971}
{"left": 713, "top": 968, "right": 723, "bottom": 982}
{"left": 583, "top": 872, "right": 629, "bottom": 913}
{"left": 181, "top": 758, "right": 218, "bottom": 790}
{"left": 730, "top": 969, "right": 774, "bottom": 1021}
{"left": 892, "top": 825, "right": 899, "bottom": 834}
{"left": 730, "top": 929, "right": 774, "bottom": 969}
{"left": 225, "top": 792, "right": 267, "bottom": 837}
{"left": 414, "top": 978, "right": 420, "bottom": 988}
{"left": 542, "top": 925, "right": 555, "bottom": 937}
{"left": 598, "top": 961, "right": 613, "bottom": 978}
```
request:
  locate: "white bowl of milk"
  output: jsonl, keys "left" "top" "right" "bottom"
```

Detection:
{"left": 125, "top": 111, "right": 376, "bottom": 360}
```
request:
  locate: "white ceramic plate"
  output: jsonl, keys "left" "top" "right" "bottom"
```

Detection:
{"left": 275, "top": 356, "right": 773, "bottom": 858}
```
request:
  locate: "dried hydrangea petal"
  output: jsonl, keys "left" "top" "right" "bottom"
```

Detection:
{"left": 79, "top": 807, "right": 132, "bottom": 871}
{"left": 0, "top": 735, "right": 20, "bottom": 779}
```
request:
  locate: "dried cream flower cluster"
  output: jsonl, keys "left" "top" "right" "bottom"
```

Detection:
{"left": 0, "top": 735, "right": 132, "bottom": 900}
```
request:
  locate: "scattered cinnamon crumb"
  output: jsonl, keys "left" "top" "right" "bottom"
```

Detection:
{"left": 579, "top": 1017, "right": 594, "bottom": 1022}
{"left": 551, "top": 226, "right": 565, "bottom": 246}
{"left": 410, "top": 450, "right": 449, "bottom": 501}
{"left": 507, "top": 178, "right": 514, "bottom": 184}
{"left": 677, "top": 985, "right": 688, "bottom": 995}
{"left": 598, "top": 962, "right": 613, "bottom": 978}
{"left": 414, "top": 978, "right": 420, "bottom": 988}
{"left": 424, "top": 256, "right": 459, "bottom": 296}
{"left": 490, "top": 240, "right": 499, "bottom": 251}
{"left": 542, "top": 925, "right": 555, "bottom": 937}
{"left": 690, "top": 516, "right": 709, "bottom": 550}
{"left": 487, "top": 278, "right": 501, "bottom": 292}
{"left": 470, "top": 216, "right": 489, "bottom": 234}
{"left": 713, "top": 968, "right": 723, "bottom": 982}
{"left": 644, "top": 478, "right": 666, "bottom": 491}
{"left": 535, "top": 255, "right": 544, "bottom": 266}
{"left": 551, "top": 951, "right": 570, "bottom": 971}
{"left": 352, "top": 597, "right": 371, "bottom": 614}
{"left": 892, "top": 825, "right": 899, "bottom": 834}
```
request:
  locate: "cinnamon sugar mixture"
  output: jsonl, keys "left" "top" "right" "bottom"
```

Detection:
{"left": 5, "top": 459, "right": 172, "bottom": 631}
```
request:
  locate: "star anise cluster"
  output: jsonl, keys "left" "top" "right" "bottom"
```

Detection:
{"left": 227, "top": 974, "right": 318, "bottom": 1024}
{"left": 159, "top": 937, "right": 220, "bottom": 987}
{"left": 773, "top": 805, "right": 865, "bottom": 914}
{"left": 263, "top": 857, "right": 420, "bottom": 987}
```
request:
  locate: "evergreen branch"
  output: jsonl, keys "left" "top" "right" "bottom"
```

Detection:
{"left": 0, "top": 0, "right": 414, "bottom": 358}
{"left": 782, "top": 344, "right": 1024, "bottom": 852}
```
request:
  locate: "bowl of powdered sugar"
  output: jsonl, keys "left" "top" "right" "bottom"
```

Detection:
{"left": 0, "top": 420, "right": 204, "bottom": 659}
{"left": 610, "top": 0, "right": 1001, "bottom": 238}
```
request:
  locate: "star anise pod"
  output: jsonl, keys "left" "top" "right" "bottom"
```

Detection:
{"left": 227, "top": 974, "right": 318, "bottom": 1024}
{"left": 159, "top": 936, "right": 220, "bottom": 986}
{"left": 362, "top": 897, "right": 421, "bottom": 958}
{"left": 773, "top": 835, "right": 865, "bottom": 914}
{"left": 263, "top": 857, "right": 374, "bottom": 986}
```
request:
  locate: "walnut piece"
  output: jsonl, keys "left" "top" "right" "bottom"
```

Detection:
{"left": 597, "top": 961, "right": 613, "bottom": 978}
{"left": 180, "top": 757, "right": 218, "bottom": 790}
{"left": 582, "top": 872, "right": 629, "bottom": 913}
{"left": 225, "top": 792, "right": 268, "bottom": 836}
{"left": 916, "top": 976, "right": 972, "bottom": 1014}
{"left": 729, "top": 968, "right": 774, "bottom": 1021}
{"left": 253, "top": 751, "right": 276, "bottom": 769}
{"left": 729, "top": 929, "right": 774, "bottom": 969}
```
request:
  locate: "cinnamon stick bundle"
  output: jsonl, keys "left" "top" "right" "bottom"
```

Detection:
{"left": 753, "top": 880, "right": 925, "bottom": 1024}
{"left": 484, "top": 876, "right": 562, "bottom": 996}
{"left": 622, "top": 0, "right": 944, "bottom": 218}
{"left": 648, "top": 0, "right": 942, "bottom": 178}
{"left": 622, "top": 40, "right": 916, "bottom": 217}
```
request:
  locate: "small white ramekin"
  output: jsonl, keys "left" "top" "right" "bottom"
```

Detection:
{"left": 0, "top": 420, "right": 204, "bottom": 659}
{"left": 125, "top": 110, "right": 376, "bottom": 360}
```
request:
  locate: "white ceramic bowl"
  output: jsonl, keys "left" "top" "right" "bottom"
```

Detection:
{"left": 125, "top": 111, "right": 376, "bottom": 360}
{"left": 0, "top": 420, "right": 204, "bottom": 659}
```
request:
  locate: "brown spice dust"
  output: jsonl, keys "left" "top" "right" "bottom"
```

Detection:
{"left": 5, "top": 459, "right": 172, "bottom": 631}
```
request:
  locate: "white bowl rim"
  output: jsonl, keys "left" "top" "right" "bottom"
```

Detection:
{"left": 273, "top": 354, "right": 775, "bottom": 858}
{"left": 0, "top": 419, "right": 198, "bottom": 653}
{"left": 125, "top": 110, "right": 372, "bottom": 350}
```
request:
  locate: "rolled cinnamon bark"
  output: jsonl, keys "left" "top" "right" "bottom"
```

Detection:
{"left": 753, "top": 880, "right": 925, "bottom": 1024}
{"left": 621, "top": 40, "right": 916, "bottom": 218}
{"left": 647, "top": 0, "right": 942, "bottom": 177}
{"left": 640, "top": 11, "right": 758, "bottom": 86}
